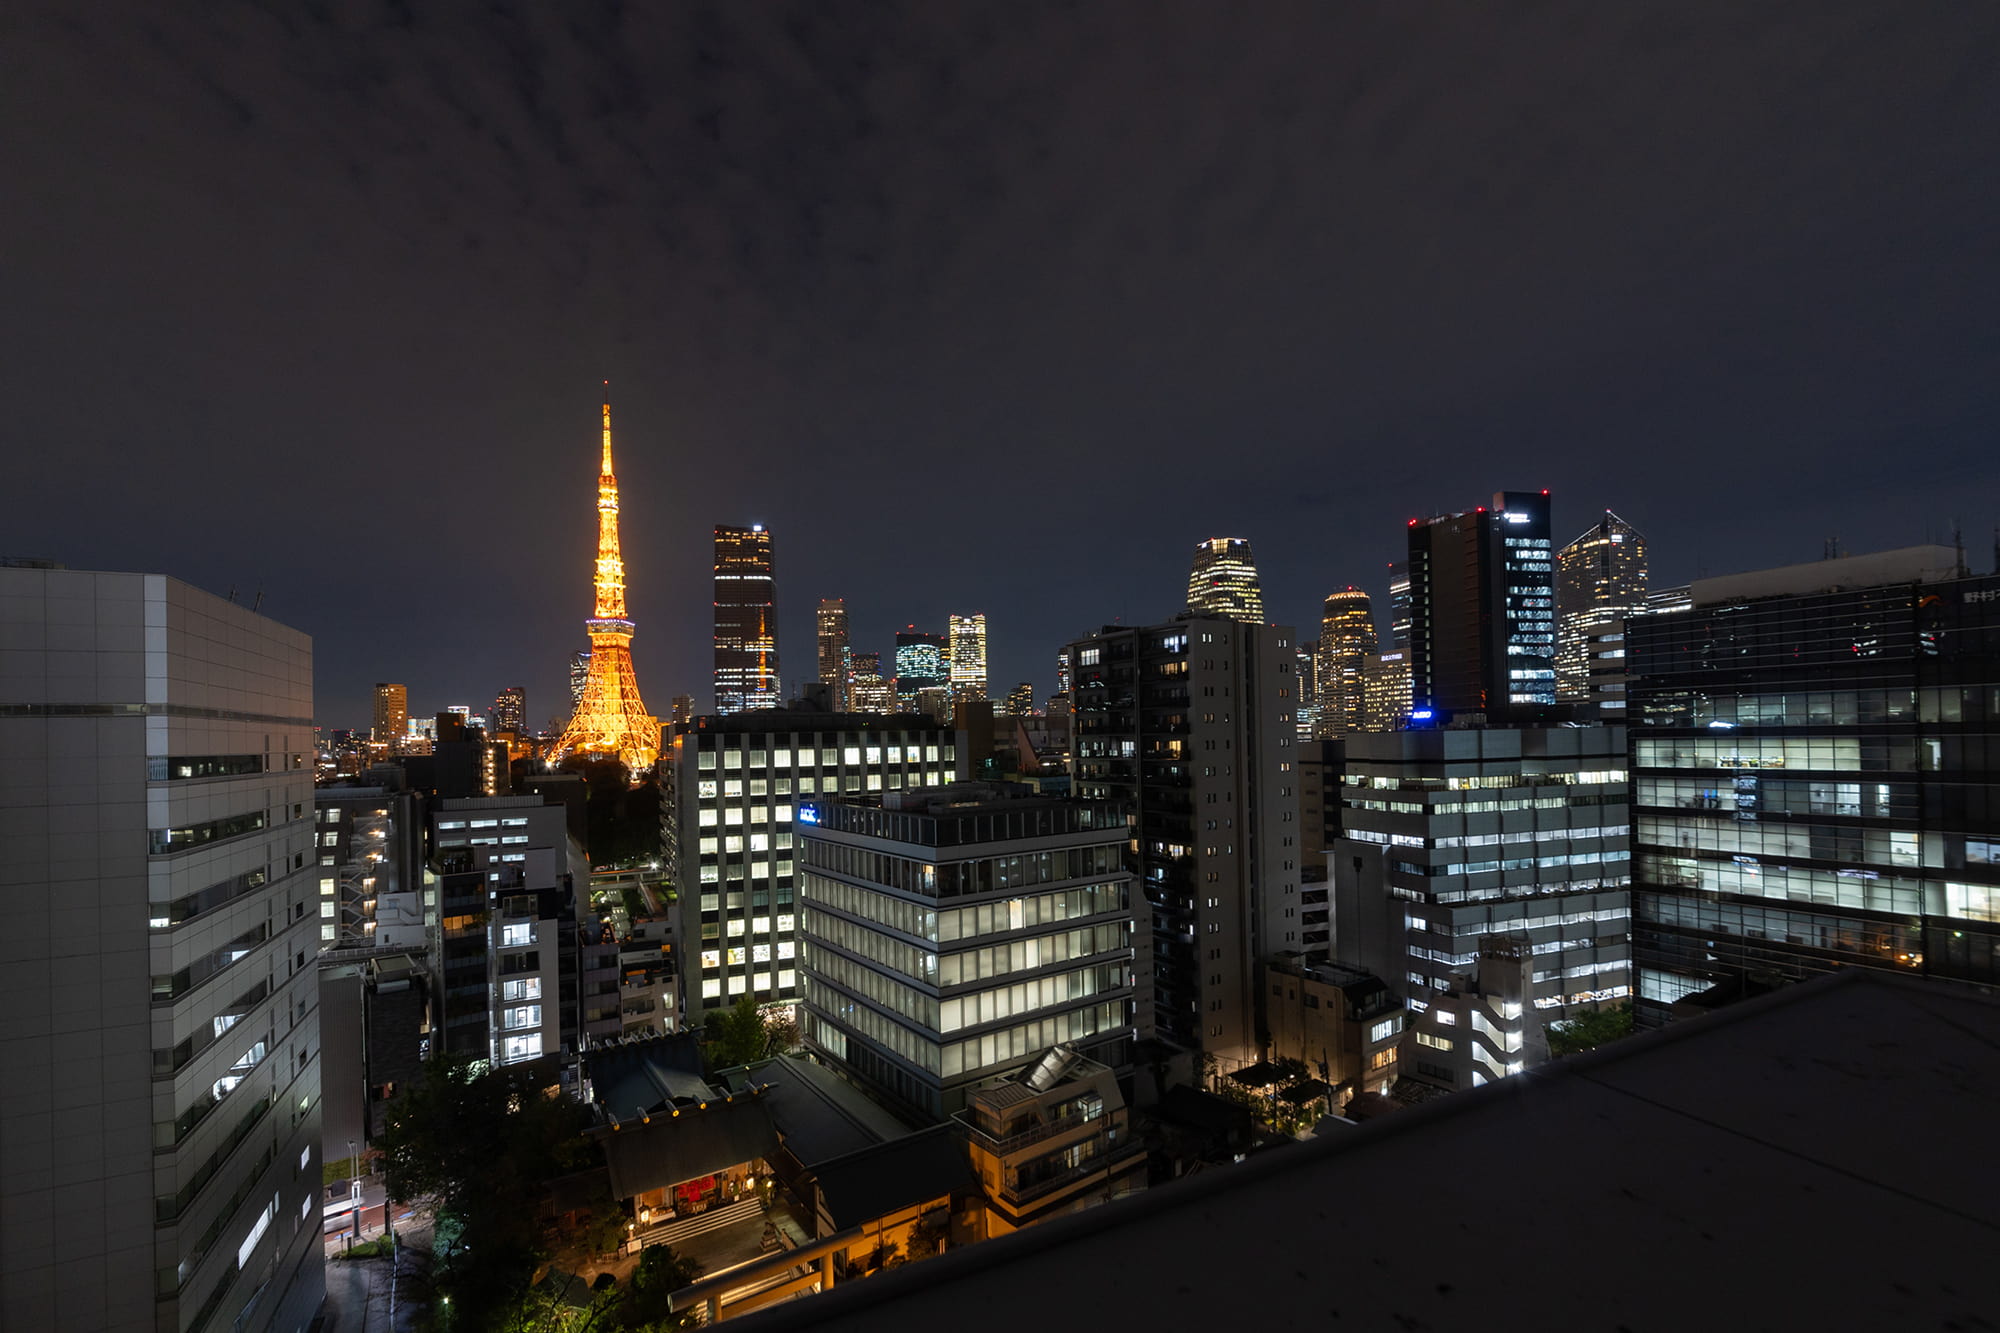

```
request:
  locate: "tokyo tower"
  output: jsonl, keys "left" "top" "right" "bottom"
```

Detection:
{"left": 552, "top": 387, "right": 661, "bottom": 770}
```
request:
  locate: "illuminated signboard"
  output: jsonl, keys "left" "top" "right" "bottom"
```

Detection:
{"left": 797, "top": 804, "right": 820, "bottom": 825}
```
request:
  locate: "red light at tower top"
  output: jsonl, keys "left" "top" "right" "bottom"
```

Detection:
{"left": 1542, "top": 489, "right": 1550, "bottom": 495}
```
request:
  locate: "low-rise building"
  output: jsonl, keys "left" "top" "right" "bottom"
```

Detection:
{"left": 1261, "top": 953, "right": 1403, "bottom": 1107}
{"left": 956, "top": 1044, "right": 1146, "bottom": 1235}
{"left": 1398, "top": 937, "right": 1550, "bottom": 1095}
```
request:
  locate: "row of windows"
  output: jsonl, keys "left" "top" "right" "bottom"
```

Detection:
{"left": 939, "top": 883, "right": 1130, "bottom": 944}
{"left": 1636, "top": 775, "right": 1914, "bottom": 820}
{"left": 804, "top": 948, "right": 937, "bottom": 1029}
{"left": 803, "top": 907, "right": 937, "bottom": 984}
{"left": 149, "top": 867, "right": 269, "bottom": 930}
{"left": 1638, "top": 893, "right": 1924, "bottom": 961}
{"left": 939, "top": 923, "right": 1131, "bottom": 988}
{"left": 149, "top": 809, "right": 270, "bottom": 855}
{"left": 149, "top": 754, "right": 265, "bottom": 782}
{"left": 1635, "top": 736, "right": 1914, "bottom": 773}
{"left": 696, "top": 742, "right": 947, "bottom": 770}
{"left": 1638, "top": 814, "right": 1921, "bottom": 868}
{"left": 151, "top": 924, "right": 269, "bottom": 1002}
{"left": 697, "top": 940, "right": 799, "bottom": 969}
{"left": 1639, "top": 685, "right": 2000, "bottom": 729}
{"left": 1390, "top": 851, "right": 1629, "bottom": 877}
{"left": 1637, "top": 854, "right": 1926, "bottom": 916}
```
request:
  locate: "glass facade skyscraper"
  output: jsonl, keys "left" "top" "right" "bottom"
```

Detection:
{"left": 1556, "top": 510, "right": 1649, "bottom": 709}
{"left": 894, "top": 630, "right": 948, "bottom": 710}
{"left": 1407, "top": 491, "right": 1556, "bottom": 719}
{"left": 949, "top": 613, "right": 989, "bottom": 702}
{"left": 1317, "top": 587, "right": 1377, "bottom": 739}
{"left": 714, "top": 524, "right": 781, "bottom": 714}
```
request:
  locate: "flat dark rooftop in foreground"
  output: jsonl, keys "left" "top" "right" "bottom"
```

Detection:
{"left": 736, "top": 970, "right": 2000, "bottom": 1332}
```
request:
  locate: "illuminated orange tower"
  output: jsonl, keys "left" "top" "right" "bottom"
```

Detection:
{"left": 553, "top": 387, "right": 661, "bottom": 770}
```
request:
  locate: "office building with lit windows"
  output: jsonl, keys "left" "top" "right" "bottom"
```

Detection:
{"left": 1407, "top": 491, "right": 1556, "bottom": 719}
{"left": 669, "top": 712, "right": 956, "bottom": 1022}
{"left": 1185, "top": 537, "right": 1266, "bottom": 623}
{"left": 1556, "top": 511, "right": 1648, "bottom": 712}
{"left": 0, "top": 566, "right": 323, "bottom": 1333}
{"left": 569, "top": 650, "right": 591, "bottom": 711}
{"left": 848, "top": 651, "right": 894, "bottom": 715}
{"left": 1331, "top": 724, "right": 1632, "bottom": 1017}
{"left": 491, "top": 685, "right": 527, "bottom": 737}
{"left": 1066, "top": 616, "right": 1304, "bottom": 1063}
{"left": 816, "top": 598, "right": 851, "bottom": 711}
{"left": 894, "top": 630, "right": 948, "bottom": 710}
{"left": 313, "top": 786, "right": 426, "bottom": 951}
{"left": 796, "top": 783, "right": 1145, "bottom": 1121}
{"left": 949, "top": 613, "right": 989, "bottom": 703}
{"left": 429, "top": 795, "right": 588, "bottom": 1072}
{"left": 714, "top": 524, "right": 782, "bottom": 714}
{"left": 1625, "top": 545, "right": 2000, "bottom": 1025}
{"left": 1358, "top": 650, "right": 1413, "bottom": 733}
{"left": 373, "top": 681, "right": 407, "bottom": 754}
{"left": 1317, "top": 588, "right": 1377, "bottom": 739}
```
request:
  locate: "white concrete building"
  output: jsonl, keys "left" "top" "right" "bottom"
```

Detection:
{"left": 0, "top": 565, "right": 324, "bottom": 1333}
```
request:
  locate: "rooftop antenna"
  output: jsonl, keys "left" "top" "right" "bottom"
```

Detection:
{"left": 1950, "top": 518, "right": 1966, "bottom": 577}
{"left": 252, "top": 587, "right": 264, "bottom": 613}
{"left": 226, "top": 585, "right": 237, "bottom": 604}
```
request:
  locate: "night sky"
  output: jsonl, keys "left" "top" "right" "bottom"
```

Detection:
{"left": 6, "top": 3, "right": 1998, "bottom": 731}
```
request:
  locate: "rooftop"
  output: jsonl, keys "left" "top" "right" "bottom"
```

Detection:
{"left": 733, "top": 970, "right": 2000, "bottom": 1333}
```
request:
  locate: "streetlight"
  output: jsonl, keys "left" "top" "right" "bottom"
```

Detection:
{"left": 348, "top": 1139, "right": 361, "bottom": 1238}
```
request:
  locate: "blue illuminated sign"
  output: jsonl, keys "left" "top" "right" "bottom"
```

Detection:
{"left": 1409, "top": 709, "right": 1435, "bottom": 721}
{"left": 797, "top": 804, "right": 820, "bottom": 825}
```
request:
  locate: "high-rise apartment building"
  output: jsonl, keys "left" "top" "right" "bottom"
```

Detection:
{"left": 1625, "top": 545, "right": 1999, "bottom": 1025}
{"left": 669, "top": 713, "right": 956, "bottom": 1019}
{"left": 714, "top": 524, "right": 781, "bottom": 714}
{"left": 1185, "top": 537, "right": 1266, "bottom": 623}
{"left": 492, "top": 685, "right": 527, "bottom": 736}
{"left": 1067, "top": 617, "right": 1303, "bottom": 1061}
{"left": 1407, "top": 490, "right": 1557, "bottom": 718}
{"left": 1332, "top": 725, "right": 1632, "bottom": 1014}
{"left": 1556, "top": 511, "right": 1648, "bottom": 709}
{"left": 1004, "top": 682, "right": 1036, "bottom": 717}
{"left": 1317, "top": 588, "right": 1377, "bottom": 739}
{"left": 816, "top": 599, "right": 850, "bottom": 711}
{"left": 373, "top": 681, "right": 408, "bottom": 754}
{"left": 948, "top": 613, "right": 989, "bottom": 703}
{"left": 569, "top": 650, "right": 591, "bottom": 710}
{"left": 1055, "top": 647, "right": 1072, "bottom": 695}
{"left": 0, "top": 567, "right": 324, "bottom": 1332}
{"left": 893, "top": 629, "right": 948, "bottom": 710}
{"left": 797, "top": 784, "right": 1145, "bottom": 1120}
{"left": 1295, "top": 642, "right": 1321, "bottom": 740}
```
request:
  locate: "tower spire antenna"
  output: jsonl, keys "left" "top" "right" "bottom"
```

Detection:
{"left": 601, "top": 379, "right": 614, "bottom": 476}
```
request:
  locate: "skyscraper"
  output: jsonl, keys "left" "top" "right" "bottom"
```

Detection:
{"left": 1068, "top": 616, "right": 1303, "bottom": 1060}
{"left": 893, "top": 629, "right": 948, "bottom": 710}
{"left": 1004, "top": 682, "right": 1036, "bottom": 716}
{"left": 714, "top": 524, "right": 781, "bottom": 714}
{"left": 1556, "top": 510, "right": 1649, "bottom": 706}
{"left": 948, "top": 612, "right": 988, "bottom": 702}
{"left": 374, "top": 681, "right": 407, "bottom": 754}
{"left": 1316, "top": 587, "right": 1377, "bottom": 738}
{"left": 815, "top": 598, "right": 850, "bottom": 711}
{"left": 492, "top": 685, "right": 527, "bottom": 735}
{"left": 1186, "top": 537, "right": 1265, "bottom": 622}
{"left": 1295, "top": 641, "right": 1321, "bottom": 740}
{"left": 1386, "top": 562, "right": 1413, "bottom": 653}
{"left": 0, "top": 566, "right": 324, "bottom": 1332}
{"left": 569, "top": 649, "right": 591, "bottom": 710}
{"left": 553, "top": 392, "right": 661, "bottom": 769}
{"left": 848, "top": 650, "right": 894, "bottom": 714}
{"left": 1407, "top": 490, "right": 1557, "bottom": 718}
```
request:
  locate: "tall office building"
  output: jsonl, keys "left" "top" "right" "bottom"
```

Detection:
{"left": 1625, "top": 545, "right": 1999, "bottom": 1026}
{"left": 1055, "top": 647, "right": 1072, "bottom": 695}
{"left": 1316, "top": 588, "right": 1377, "bottom": 739}
{"left": 1067, "top": 616, "right": 1303, "bottom": 1061}
{"left": 948, "top": 613, "right": 989, "bottom": 703}
{"left": 1004, "top": 682, "right": 1036, "bottom": 717}
{"left": 1332, "top": 726, "right": 1633, "bottom": 1015}
{"left": 669, "top": 713, "right": 956, "bottom": 1017}
{"left": 1385, "top": 562, "right": 1413, "bottom": 653}
{"left": 714, "top": 524, "right": 781, "bottom": 714}
{"left": 815, "top": 598, "right": 850, "bottom": 711}
{"left": 373, "top": 681, "right": 407, "bottom": 754}
{"left": 1407, "top": 490, "right": 1557, "bottom": 718}
{"left": 1295, "top": 642, "right": 1321, "bottom": 740}
{"left": 1358, "top": 650, "right": 1413, "bottom": 732}
{"left": 0, "top": 567, "right": 323, "bottom": 1332}
{"left": 893, "top": 629, "right": 948, "bottom": 710}
{"left": 1185, "top": 538, "right": 1266, "bottom": 623}
{"left": 848, "top": 651, "right": 894, "bottom": 715}
{"left": 552, "top": 394, "right": 661, "bottom": 769}
{"left": 797, "top": 783, "right": 1145, "bottom": 1120}
{"left": 569, "top": 650, "right": 591, "bottom": 711}
{"left": 1556, "top": 511, "right": 1649, "bottom": 707}
{"left": 492, "top": 685, "right": 527, "bottom": 736}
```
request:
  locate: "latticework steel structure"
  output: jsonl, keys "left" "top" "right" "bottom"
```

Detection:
{"left": 552, "top": 391, "right": 661, "bottom": 771}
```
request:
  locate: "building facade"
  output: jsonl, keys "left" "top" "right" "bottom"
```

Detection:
{"left": 893, "top": 630, "right": 948, "bottom": 710}
{"left": 1066, "top": 616, "right": 1303, "bottom": 1062}
{"left": 1358, "top": 650, "right": 1413, "bottom": 733}
{"left": 1331, "top": 724, "right": 1632, "bottom": 1015}
{"left": 1316, "top": 588, "right": 1377, "bottom": 739}
{"left": 491, "top": 686, "right": 527, "bottom": 737}
{"left": 0, "top": 567, "right": 323, "bottom": 1333}
{"left": 815, "top": 599, "right": 850, "bottom": 712}
{"left": 314, "top": 785, "right": 426, "bottom": 951}
{"left": 1556, "top": 510, "right": 1649, "bottom": 708}
{"left": 797, "top": 785, "right": 1144, "bottom": 1121}
{"left": 1185, "top": 537, "right": 1265, "bottom": 623}
{"left": 1261, "top": 953, "right": 1403, "bottom": 1106}
{"left": 1625, "top": 546, "right": 2000, "bottom": 1024}
{"left": 714, "top": 524, "right": 782, "bottom": 714}
{"left": 372, "top": 681, "right": 407, "bottom": 755}
{"left": 948, "top": 613, "right": 989, "bottom": 703}
{"left": 1407, "top": 491, "right": 1557, "bottom": 719}
{"left": 671, "top": 713, "right": 957, "bottom": 1021}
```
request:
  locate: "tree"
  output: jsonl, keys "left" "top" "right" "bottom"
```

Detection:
{"left": 702, "top": 996, "right": 769, "bottom": 1072}
{"left": 374, "top": 1054, "right": 595, "bottom": 1329}
{"left": 602, "top": 1245, "right": 706, "bottom": 1331}
{"left": 1547, "top": 1002, "right": 1635, "bottom": 1058}
{"left": 762, "top": 1010, "right": 801, "bottom": 1056}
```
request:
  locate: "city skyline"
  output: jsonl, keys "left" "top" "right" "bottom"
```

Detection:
{"left": 7, "top": 6, "right": 1998, "bottom": 732}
